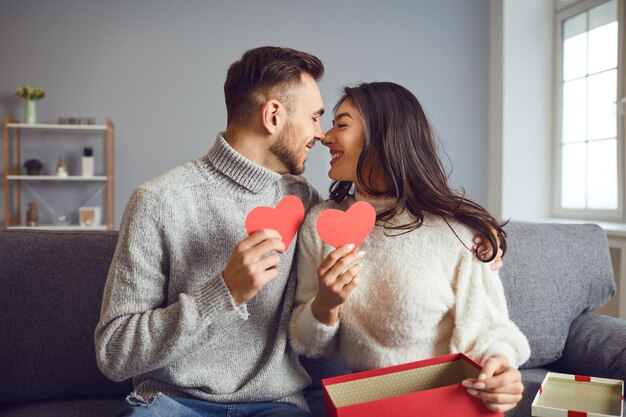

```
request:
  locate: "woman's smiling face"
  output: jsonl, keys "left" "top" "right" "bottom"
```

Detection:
{"left": 322, "top": 99, "right": 365, "bottom": 183}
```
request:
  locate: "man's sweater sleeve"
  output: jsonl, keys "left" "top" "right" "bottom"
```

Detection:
{"left": 94, "top": 188, "right": 247, "bottom": 382}
{"left": 289, "top": 207, "right": 339, "bottom": 358}
{"left": 450, "top": 254, "right": 531, "bottom": 368}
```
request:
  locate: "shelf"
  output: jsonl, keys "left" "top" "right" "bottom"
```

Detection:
{"left": 7, "top": 225, "right": 108, "bottom": 231}
{"left": 7, "top": 175, "right": 107, "bottom": 181}
{"left": 4, "top": 116, "right": 115, "bottom": 230}
{"left": 7, "top": 123, "right": 107, "bottom": 131}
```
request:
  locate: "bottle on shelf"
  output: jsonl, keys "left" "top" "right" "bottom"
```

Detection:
{"left": 82, "top": 147, "right": 94, "bottom": 177}
{"left": 26, "top": 202, "right": 39, "bottom": 226}
{"left": 56, "top": 155, "right": 68, "bottom": 177}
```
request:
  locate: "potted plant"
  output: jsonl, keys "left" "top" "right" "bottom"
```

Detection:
{"left": 23, "top": 159, "right": 44, "bottom": 175}
{"left": 15, "top": 85, "right": 45, "bottom": 124}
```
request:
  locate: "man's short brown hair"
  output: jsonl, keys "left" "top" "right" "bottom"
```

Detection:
{"left": 224, "top": 46, "right": 324, "bottom": 126}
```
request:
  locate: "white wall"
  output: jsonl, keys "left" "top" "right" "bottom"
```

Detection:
{"left": 0, "top": 0, "right": 491, "bottom": 228}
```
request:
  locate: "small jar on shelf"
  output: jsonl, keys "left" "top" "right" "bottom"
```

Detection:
{"left": 26, "top": 202, "right": 39, "bottom": 227}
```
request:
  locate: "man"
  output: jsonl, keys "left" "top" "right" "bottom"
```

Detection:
{"left": 95, "top": 46, "right": 502, "bottom": 417}
{"left": 95, "top": 46, "right": 325, "bottom": 417}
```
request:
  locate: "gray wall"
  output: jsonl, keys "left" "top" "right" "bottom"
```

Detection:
{"left": 0, "top": 0, "right": 489, "bottom": 228}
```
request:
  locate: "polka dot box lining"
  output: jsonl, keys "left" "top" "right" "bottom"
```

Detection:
{"left": 322, "top": 353, "right": 502, "bottom": 417}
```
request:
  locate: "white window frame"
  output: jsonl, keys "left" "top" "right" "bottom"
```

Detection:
{"left": 552, "top": 0, "right": 626, "bottom": 221}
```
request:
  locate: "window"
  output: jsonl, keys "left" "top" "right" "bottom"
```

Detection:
{"left": 554, "top": 0, "right": 625, "bottom": 220}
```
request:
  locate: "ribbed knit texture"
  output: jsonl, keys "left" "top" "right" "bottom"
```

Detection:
{"left": 290, "top": 192, "right": 531, "bottom": 371}
{"left": 95, "top": 134, "right": 320, "bottom": 410}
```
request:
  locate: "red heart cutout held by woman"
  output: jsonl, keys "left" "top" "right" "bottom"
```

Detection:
{"left": 316, "top": 201, "right": 376, "bottom": 249}
{"left": 245, "top": 195, "right": 305, "bottom": 249}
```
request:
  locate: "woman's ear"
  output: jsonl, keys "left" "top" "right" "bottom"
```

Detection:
{"left": 261, "top": 99, "right": 284, "bottom": 135}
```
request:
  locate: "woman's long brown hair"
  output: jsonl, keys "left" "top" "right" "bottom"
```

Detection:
{"left": 329, "top": 82, "right": 507, "bottom": 261}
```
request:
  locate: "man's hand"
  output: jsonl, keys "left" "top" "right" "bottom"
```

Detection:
{"left": 472, "top": 235, "right": 503, "bottom": 271}
{"left": 311, "top": 244, "right": 364, "bottom": 326}
{"left": 461, "top": 355, "right": 523, "bottom": 413}
{"left": 222, "top": 229, "right": 285, "bottom": 305}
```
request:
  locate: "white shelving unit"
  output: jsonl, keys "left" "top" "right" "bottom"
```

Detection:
{"left": 6, "top": 123, "right": 107, "bottom": 131}
{"left": 3, "top": 117, "right": 115, "bottom": 230}
{"left": 6, "top": 225, "right": 108, "bottom": 231}
{"left": 7, "top": 175, "right": 107, "bottom": 181}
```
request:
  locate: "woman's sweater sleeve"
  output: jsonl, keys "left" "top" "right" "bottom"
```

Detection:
{"left": 450, "top": 254, "right": 531, "bottom": 368}
{"left": 289, "top": 207, "right": 340, "bottom": 358}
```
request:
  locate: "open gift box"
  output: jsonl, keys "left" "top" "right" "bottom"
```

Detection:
{"left": 531, "top": 372, "right": 624, "bottom": 417}
{"left": 322, "top": 353, "right": 502, "bottom": 417}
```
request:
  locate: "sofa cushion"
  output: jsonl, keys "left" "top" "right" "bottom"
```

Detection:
{"left": 0, "top": 230, "right": 132, "bottom": 403}
{"left": 0, "top": 397, "right": 125, "bottom": 417}
{"left": 550, "top": 312, "right": 626, "bottom": 381}
{"left": 500, "top": 223, "right": 615, "bottom": 369}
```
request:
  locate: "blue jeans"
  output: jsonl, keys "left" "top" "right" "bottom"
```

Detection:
{"left": 116, "top": 393, "right": 312, "bottom": 417}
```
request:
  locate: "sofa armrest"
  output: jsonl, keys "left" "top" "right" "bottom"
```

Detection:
{"left": 549, "top": 312, "right": 626, "bottom": 380}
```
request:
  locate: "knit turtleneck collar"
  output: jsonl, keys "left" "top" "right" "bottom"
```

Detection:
{"left": 203, "top": 133, "right": 282, "bottom": 193}
{"left": 354, "top": 190, "right": 398, "bottom": 211}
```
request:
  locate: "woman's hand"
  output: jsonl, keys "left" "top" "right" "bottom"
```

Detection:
{"left": 461, "top": 355, "right": 524, "bottom": 413}
{"left": 311, "top": 244, "right": 364, "bottom": 326}
{"left": 472, "top": 235, "right": 504, "bottom": 271}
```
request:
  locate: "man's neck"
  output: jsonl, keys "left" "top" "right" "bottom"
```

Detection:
{"left": 223, "top": 126, "right": 286, "bottom": 173}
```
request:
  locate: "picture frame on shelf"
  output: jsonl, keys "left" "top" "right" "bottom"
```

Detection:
{"left": 79, "top": 206, "right": 101, "bottom": 227}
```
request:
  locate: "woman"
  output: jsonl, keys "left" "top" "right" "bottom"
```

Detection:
{"left": 289, "top": 82, "right": 530, "bottom": 413}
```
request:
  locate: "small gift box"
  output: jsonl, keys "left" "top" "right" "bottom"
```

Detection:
{"left": 531, "top": 372, "right": 624, "bottom": 417}
{"left": 322, "top": 353, "right": 502, "bottom": 417}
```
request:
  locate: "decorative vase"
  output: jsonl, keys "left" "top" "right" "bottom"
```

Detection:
{"left": 26, "top": 202, "right": 39, "bottom": 226}
{"left": 56, "top": 155, "right": 68, "bottom": 177}
{"left": 24, "top": 99, "right": 37, "bottom": 124}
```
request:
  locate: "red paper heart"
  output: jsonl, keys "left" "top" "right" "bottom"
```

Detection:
{"left": 316, "top": 201, "right": 376, "bottom": 249}
{"left": 245, "top": 195, "right": 305, "bottom": 249}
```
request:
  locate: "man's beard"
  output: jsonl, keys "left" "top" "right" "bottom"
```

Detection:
{"left": 269, "top": 120, "right": 306, "bottom": 175}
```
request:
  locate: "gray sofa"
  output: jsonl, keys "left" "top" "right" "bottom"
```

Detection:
{"left": 0, "top": 223, "right": 625, "bottom": 417}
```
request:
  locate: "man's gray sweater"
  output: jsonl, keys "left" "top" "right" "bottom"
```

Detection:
{"left": 95, "top": 135, "right": 320, "bottom": 410}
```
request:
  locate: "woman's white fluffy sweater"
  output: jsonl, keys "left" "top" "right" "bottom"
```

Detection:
{"left": 289, "top": 193, "right": 530, "bottom": 371}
